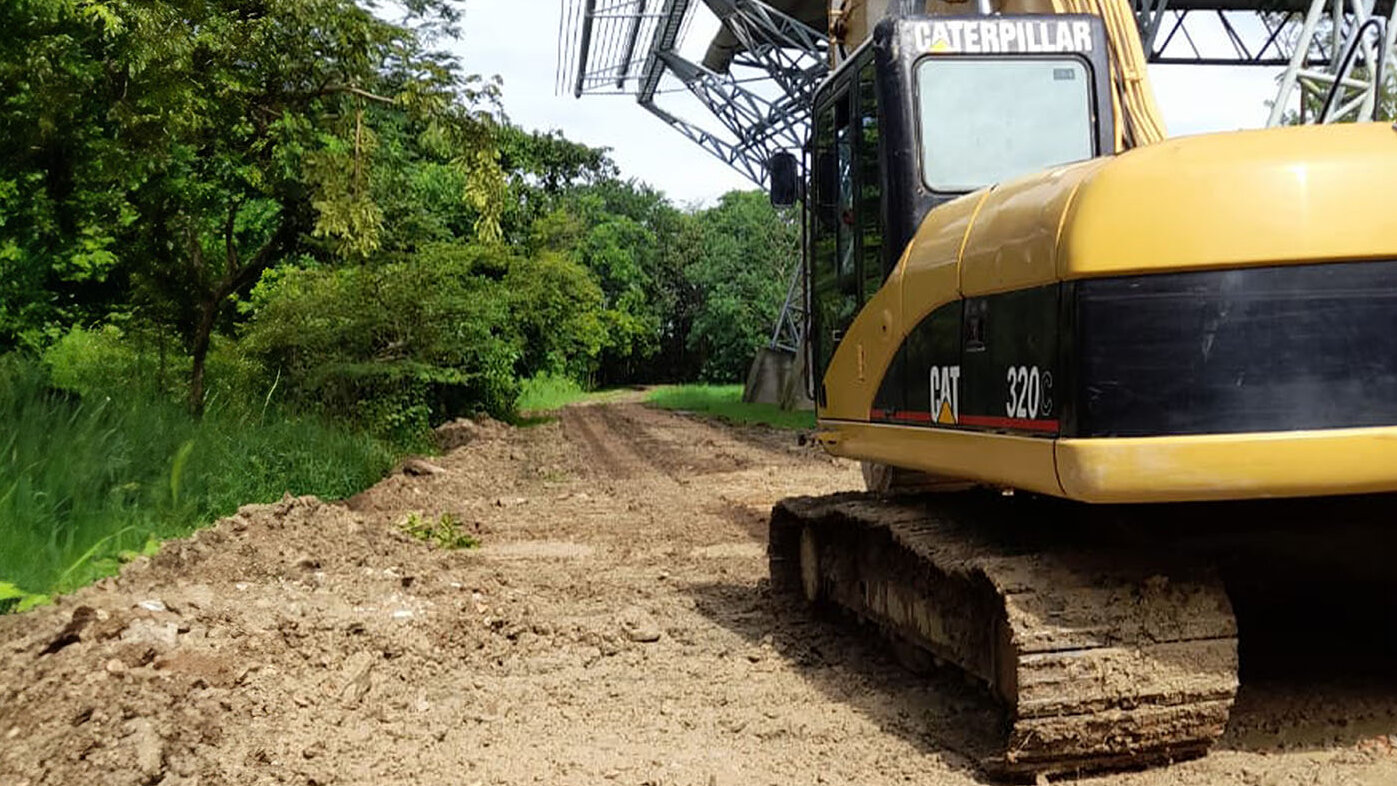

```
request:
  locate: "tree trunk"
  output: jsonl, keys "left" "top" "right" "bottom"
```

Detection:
{"left": 185, "top": 216, "right": 298, "bottom": 417}
{"left": 189, "top": 296, "right": 219, "bottom": 418}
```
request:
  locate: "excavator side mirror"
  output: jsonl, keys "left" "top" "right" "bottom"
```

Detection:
{"left": 768, "top": 152, "right": 799, "bottom": 208}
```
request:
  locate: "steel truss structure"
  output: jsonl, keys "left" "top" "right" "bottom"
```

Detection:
{"left": 1141, "top": 7, "right": 1303, "bottom": 65}
{"left": 561, "top": 0, "right": 827, "bottom": 187}
{"left": 560, "top": 0, "right": 824, "bottom": 357}
{"left": 562, "top": 0, "right": 1397, "bottom": 183}
{"left": 1266, "top": 0, "right": 1397, "bottom": 123}
{"left": 1137, "top": 0, "right": 1397, "bottom": 124}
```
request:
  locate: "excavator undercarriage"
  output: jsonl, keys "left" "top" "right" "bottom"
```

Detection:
{"left": 770, "top": 491, "right": 1240, "bottom": 776}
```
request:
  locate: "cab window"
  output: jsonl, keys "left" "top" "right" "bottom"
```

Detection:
{"left": 916, "top": 57, "right": 1093, "bottom": 192}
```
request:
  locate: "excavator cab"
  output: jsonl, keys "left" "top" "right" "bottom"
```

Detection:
{"left": 806, "top": 15, "right": 1113, "bottom": 397}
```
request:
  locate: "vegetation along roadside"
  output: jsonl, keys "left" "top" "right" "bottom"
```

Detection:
{"left": 0, "top": 0, "right": 801, "bottom": 604}
{"left": 646, "top": 385, "right": 816, "bottom": 431}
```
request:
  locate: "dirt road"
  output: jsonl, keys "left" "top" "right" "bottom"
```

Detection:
{"left": 4, "top": 401, "right": 1397, "bottom": 785}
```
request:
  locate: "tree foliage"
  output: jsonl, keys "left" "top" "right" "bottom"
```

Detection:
{"left": 2, "top": 0, "right": 801, "bottom": 439}
{"left": 1, "top": 0, "right": 505, "bottom": 413}
{"left": 686, "top": 191, "right": 799, "bottom": 382}
{"left": 241, "top": 245, "right": 521, "bottom": 439}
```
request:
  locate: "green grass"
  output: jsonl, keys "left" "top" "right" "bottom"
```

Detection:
{"left": 400, "top": 511, "right": 478, "bottom": 550}
{"left": 645, "top": 384, "right": 815, "bottom": 430}
{"left": 514, "top": 372, "right": 632, "bottom": 413}
{"left": 0, "top": 357, "right": 398, "bottom": 604}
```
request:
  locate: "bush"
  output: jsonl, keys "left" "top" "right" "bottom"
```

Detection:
{"left": 506, "top": 251, "right": 607, "bottom": 381}
{"left": 241, "top": 241, "right": 620, "bottom": 438}
{"left": 42, "top": 324, "right": 275, "bottom": 418}
{"left": 42, "top": 324, "right": 152, "bottom": 397}
{"left": 241, "top": 244, "right": 523, "bottom": 441}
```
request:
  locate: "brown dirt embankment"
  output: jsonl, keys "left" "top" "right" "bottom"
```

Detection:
{"left": 3, "top": 402, "right": 1397, "bottom": 785}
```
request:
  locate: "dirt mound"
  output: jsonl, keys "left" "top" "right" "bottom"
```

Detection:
{"left": 0, "top": 494, "right": 492, "bottom": 785}
{"left": 433, "top": 414, "right": 509, "bottom": 451}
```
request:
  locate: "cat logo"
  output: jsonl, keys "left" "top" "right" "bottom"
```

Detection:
{"left": 930, "top": 365, "right": 961, "bottom": 425}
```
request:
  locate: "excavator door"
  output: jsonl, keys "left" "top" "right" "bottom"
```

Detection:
{"left": 806, "top": 15, "right": 1115, "bottom": 406}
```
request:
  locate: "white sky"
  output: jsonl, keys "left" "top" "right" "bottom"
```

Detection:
{"left": 453, "top": 1, "right": 1286, "bottom": 206}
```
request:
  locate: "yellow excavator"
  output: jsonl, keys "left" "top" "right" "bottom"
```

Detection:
{"left": 763, "top": 0, "right": 1397, "bottom": 777}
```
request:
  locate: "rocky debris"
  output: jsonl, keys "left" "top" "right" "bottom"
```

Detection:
{"left": 127, "top": 718, "right": 164, "bottom": 781}
{"left": 338, "top": 651, "right": 377, "bottom": 706}
{"left": 177, "top": 584, "right": 215, "bottom": 611}
{"left": 37, "top": 606, "right": 97, "bottom": 656}
{"left": 619, "top": 608, "right": 663, "bottom": 644}
{"left": 119, "top": 619, "right": 180, "bottom": 650}
{"left": 401, "top": 457, "right": 447, "bottom": 476}
{"left": 292, "top": 552, "right": 321, "bottom": 570}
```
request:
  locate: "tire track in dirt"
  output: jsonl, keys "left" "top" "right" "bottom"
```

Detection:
{"left": 563, "top": 401, "right": 793, "bottom": 484}
{"left": 559, "top": 403, "right": 653, "bottom": 481}
{"left": 597, "top": 403, "right": 814, "bottom": 480}
{"left": 597, "top": 404, "right": 724, "bottom": 477}
{"left": 599, "top": 404, "right": 760, "bottom": 478}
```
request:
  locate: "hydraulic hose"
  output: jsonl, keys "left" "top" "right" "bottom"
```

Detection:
{"left": 1049, "top": 0, "right": 1169, "bottom": 149}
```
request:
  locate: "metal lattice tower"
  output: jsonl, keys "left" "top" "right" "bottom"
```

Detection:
{"left": 559, "top": 0, "right": 825, "bottom": 358}
{"left": 1134, "top": 0, "right": 1396, "bottom": 123}
{"left": 561, "top": 0, "right": 1397, "bottom": 182}
{"left": 560, "top": 0, "right": 828, "bottom": 187}
{"left": 1266, "top": 0, "right": 1397, "bottom": 124}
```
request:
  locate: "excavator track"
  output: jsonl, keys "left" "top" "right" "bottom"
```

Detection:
{"left": 769, "top": 492, "right": 1238, "bottom": 777}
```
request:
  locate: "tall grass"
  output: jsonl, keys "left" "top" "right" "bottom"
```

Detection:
{"left": 514, "top": 372, "right": 632, "bottom": 412}
{"left": 515, "top": 372, "right": 590, "bottom": 411}
{"left": 645, "top": 384, "right": 816, "bottom": 430}
{"left": 0, "top": 357, "right": 397, "bottom": 600}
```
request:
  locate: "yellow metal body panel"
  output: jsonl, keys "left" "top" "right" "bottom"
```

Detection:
{"left": 1060, "top": 124, "right": 1397, "bottom": 278}
{"left": 1056, "top": 427, "right": 1397, "bottom": 503}
{"left": 819, "top": 266, "right": 906, "bottom": 421}
{"left": 817, "top": 420, "right": 1065, "bottom": 497}
{"left": 900, "top": 188, "right": 985, "bottom": 323}
{"left": 816, "top": 122, "right": 1397, "bottom": 504}
{"left": 822, "top": 422, "right": 1397, "bottom": 502}
{"left": 820, "top": 193, "right": 984, "bottom": 421}
{"left": 959, "top": 162, "right": 1103, "bottom": 296}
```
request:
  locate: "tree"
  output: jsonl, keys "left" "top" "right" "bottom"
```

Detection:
{"left": 525, "top": 178, "right": 701, "bottom": 385}
{"left": 505, "top": 251, "right": 608, "bottom": 381}
{"left": 240, "top": 243, "right": 522, "bottom": 437}
{"left": 686, "top": 191, "right": 799, "bottom": 382}
{"left": 1, "top": 0, "right": 506, "bottom": 414}
{"left": 0, "top": 0, "right": 138, "bottom": 346}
